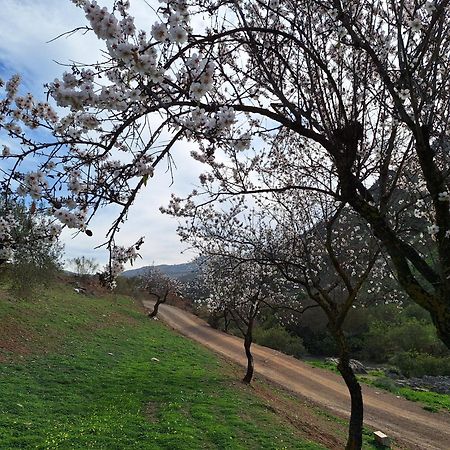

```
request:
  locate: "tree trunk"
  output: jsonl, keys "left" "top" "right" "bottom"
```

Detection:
{"left": 242, "top": 317, "right": 255, "bottom": 384}
{"left": 224, "top": 310, "right": 230, "bottom": 333}
{"left": 148, "top": 296, "right": 163, "bottom": 318}
{"left": 430, "top": 306, "right": 450, "bottom": 350}
{"left": 333, "top": 328, "right": 363, "bottom": 450}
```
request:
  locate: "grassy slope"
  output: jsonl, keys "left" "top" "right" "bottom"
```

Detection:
{"left": 0, "top": 278, "right": 391, "bottom": 449}
{"left": 0, "top": 280, "right": 328, "bottom": 450}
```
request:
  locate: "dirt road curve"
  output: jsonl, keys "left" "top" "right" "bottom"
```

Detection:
{"left": 142, "top": 301, "right": 450, "bottom": 450}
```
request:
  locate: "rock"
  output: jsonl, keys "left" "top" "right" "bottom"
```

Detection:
{"left": 324, "top": 357, "right": 368, "bottom": 374}
{"left": 393, "top": 375, "right": 450, "bottom": 394}
{"left": 385, "top": 368, "right": 401, "bottom": 379}
{"left": 374, "top": 431, "right": 391, "bottom": 447}
{"left": 349, "top": 359, "right": 368, "bottom": 374}
{"left": 325, "top": 357, "right": 340, "bottom": 366}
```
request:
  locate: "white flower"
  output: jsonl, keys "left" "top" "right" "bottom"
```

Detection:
{"left": 189, "top": 82, "right": 208, "bottom": 100}
{"left": 408, "top": 18, "right": 423, "bottom": 32}
{"left": 424, "top": 1, "right": 436, "bottom": 14}
{"left": 427, "top": 224, "right": 439, "bottom": 235}
{"left": 151, "top": 22, "right": 168, "bottom": 42}
{"left": 438, "top": 191, "right": 450, "bottom": 202}
{"left": 398, "top": 89, "right": 410, "bottom": 100}
{"left": 2, "top": 145, "right": 10, "bottom": 157}
{"left": 169, "top": 25, "right": 187, "bottom": 44}
{"left": 337, "top": 27, "right": 347, "bottom": 39}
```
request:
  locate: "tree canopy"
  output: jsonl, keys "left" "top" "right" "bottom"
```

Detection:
{"left": 1, "top": 0, "right": 449, "bottom": 345}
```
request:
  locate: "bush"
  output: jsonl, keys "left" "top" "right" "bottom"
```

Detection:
{"left": 371, "top": 377, "right": 398, "bottom": 392}
{"left": 390, "top": 352, "right": 450, "bottom": 377}
{"left": 9, "top": 260, "right": 60, "bottom": 298}
{"left": 253, "top": 324, "right": 306, "bottom": 358}
{"left": 362, "top": 317, "right": 448, "bottom": 362}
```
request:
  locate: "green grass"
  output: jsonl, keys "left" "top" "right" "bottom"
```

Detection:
{"left": 360, "top": 374, "right": 450, "bottom": 413}
{"left": 306, "top": 358, "right": 450, "bottom": 413}
{"left": 0, "top": 281, "right": 326, "bottom": 449}
{"left": 305, "top": 359, "right": 339, "bottom": 373}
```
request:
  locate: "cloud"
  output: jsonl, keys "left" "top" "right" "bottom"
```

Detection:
{"left": 1, "top": 0, "right": 203, "bottom": 267}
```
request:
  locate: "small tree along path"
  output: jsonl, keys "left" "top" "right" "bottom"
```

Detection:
{"left": 143, "top": 301, "right": 450, "bottom": 450}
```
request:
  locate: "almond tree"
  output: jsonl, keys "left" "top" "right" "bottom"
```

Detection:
{"left": 172, "top": 188, "right": 381, "bottom": 450}
{"left": 1, "top": 0, "right": 450, "bottom": 346}
{"left": 257, "top": 196, "right": 381, "bottom": 450}
{"left": 197, "top": 257, "right": 287, "bottom": 383}
{"left": 140, "top": 266, "right": 180, "bottom": 318}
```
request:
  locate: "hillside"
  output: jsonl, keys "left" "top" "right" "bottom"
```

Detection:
{"left": 121, "top": 261, "right": 199, "bottom": 282}
{"left": 0, "top": 276, "right": 379, "bottom": 449}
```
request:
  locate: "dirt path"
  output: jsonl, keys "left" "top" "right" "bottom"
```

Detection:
{"left": 143, "top": 301, "right": 450, "bottom": 450}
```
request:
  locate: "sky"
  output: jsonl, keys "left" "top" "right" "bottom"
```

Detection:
{"left": 0, "top": 0, "right": 204, "bottom": 269}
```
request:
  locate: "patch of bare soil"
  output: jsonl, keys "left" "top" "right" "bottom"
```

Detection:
{"left": 145, "top": 401, "right": 159, "bottom": 422}
{"left": 0, "top": 319, "right": 36, "bottom": 362}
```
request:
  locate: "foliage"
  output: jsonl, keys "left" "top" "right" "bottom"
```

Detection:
{"left": 0, "top": 200, "right": 63, "bottom": 297}
{"left": 114, "top": 275, "right": 142, "bottom": 296}
{"left": 253, "top": 323, "right": 306, "bottom": 358}
{"left": 70, "top": 255, "right": 99, "bottom": 277}
{"left": 389, "top": 352, "right": 450, "bottom": 378}
{"left": 350, "top": 303, "right": 449, "bottom": 363}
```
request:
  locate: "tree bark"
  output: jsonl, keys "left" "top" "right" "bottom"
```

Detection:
{"left": 430, "top": 306, "right": 450, "bottom": 349}
{"left": 148, "top": 292, "right": 168, "bottom": 318}
{"left": 333, "top": 328, "right": 364, "bottom": 450}
{"left": 242, "top": 317, "right": 255, "bottom": 384}
{"left": 223, "top": 310, "right": 230, "bottom": 333}
{"left": 148, "top": 298, "right": 162, "bottom": 318}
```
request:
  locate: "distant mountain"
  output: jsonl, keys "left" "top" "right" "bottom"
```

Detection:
{"left": 121, "top": 261, "right": 199, "bottom": 282}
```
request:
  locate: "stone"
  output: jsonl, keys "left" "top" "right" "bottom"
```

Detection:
{"left": 324, "top": 357, "right": 368, "bottom": 374}
{"left": 349, "top": 359, "right": 368, "bottom": 374}
{"left": 374, "top": 431, "right": 391, "bottom": 447}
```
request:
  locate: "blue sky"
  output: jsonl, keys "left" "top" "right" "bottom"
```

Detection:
{"left": 0, "top": 0, "right": 203, "bottom": 268}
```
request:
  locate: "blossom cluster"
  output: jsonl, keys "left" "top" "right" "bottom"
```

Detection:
{"left": 54, "top": 207, "right": 88, "bottom": 230}
{"left": 98, "top": 238, "right": 143, "bottom": 288}
{"left": 0, "top": 212, "right": 15, "bottom": 261}
{"left": 1, "top": 0, "right": 450, "bottom": 299}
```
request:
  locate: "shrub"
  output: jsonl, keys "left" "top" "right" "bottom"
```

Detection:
{"left": 253, "top": 324, "right": 306, "bottom": 358}
{"left": 371, "top": 377, "right": 398, "bottom": 393}
{"left": 390, "top": 352, "right": 450, "bottom": 377}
